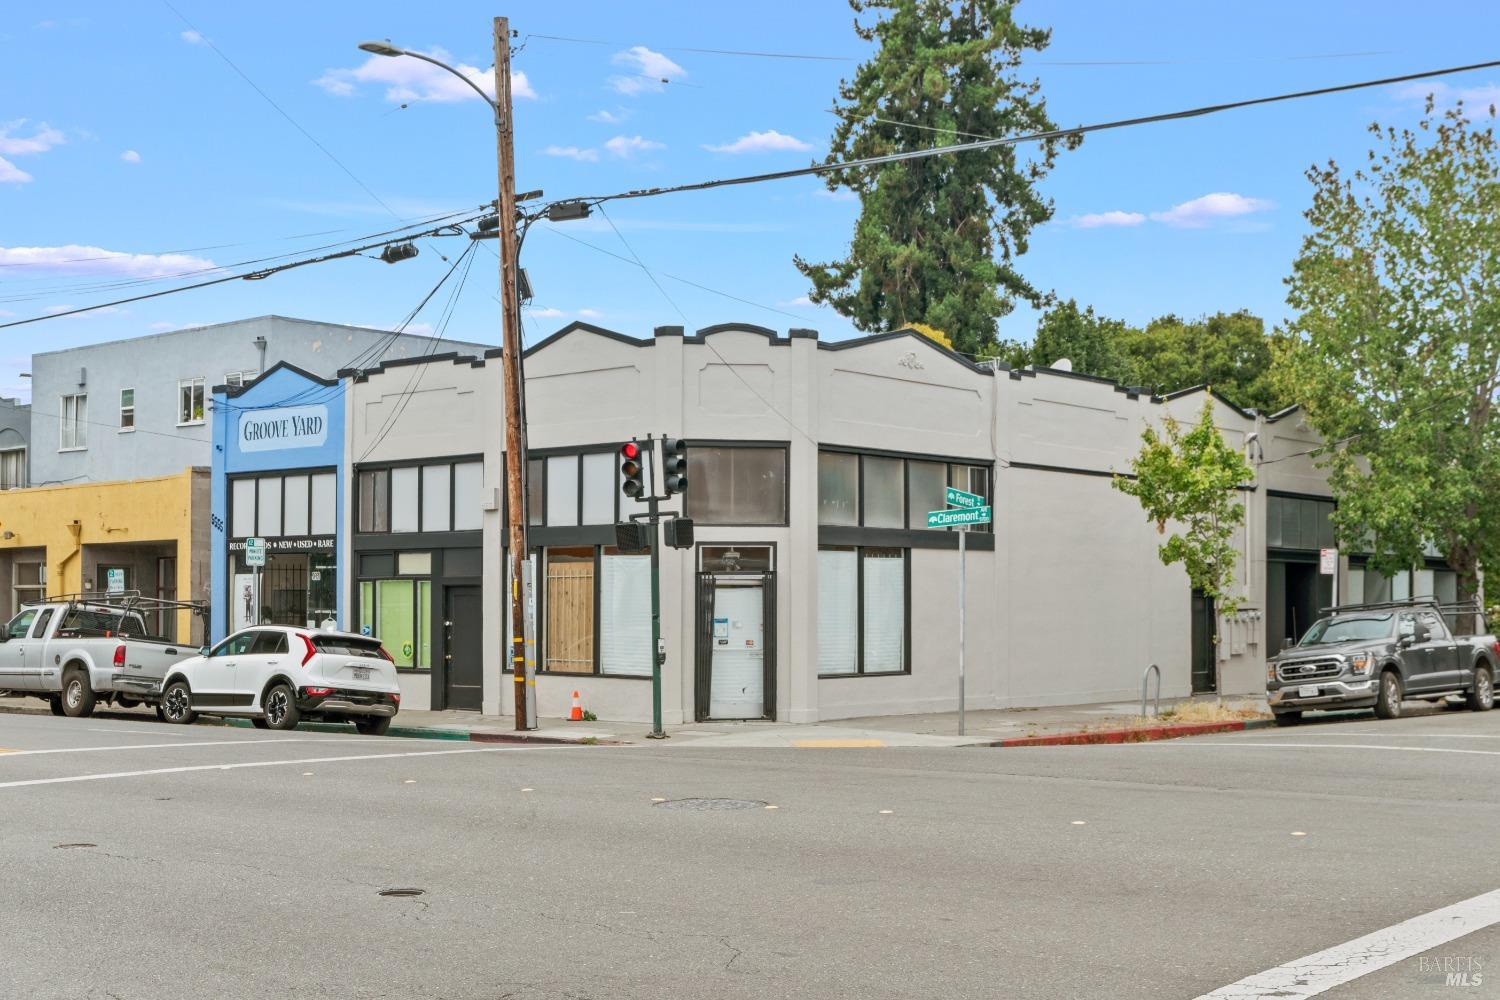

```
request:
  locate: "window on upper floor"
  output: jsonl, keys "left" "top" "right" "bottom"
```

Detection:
{"left": 224, "top": 370, "right": 259, "bottom": 389}
{"left": 526, "top": 449, "right": 622, "bottom": 528}
{"left": 687, "top": 445, "right": 788, "bottom": 526}
{"left": 119, "top": 388, "right": 135, "bottom": 431}
{"left": 356, "top": 460, "right": 483, "bottom": 535}
{"left": 59, "top": 393, "right": 86, "bottom": 451}
{"left": 178, "top": 378, "right": 205, "bottom": 425}
{"left": 818, "top": 450, "right": 992, "bottom": 533}
{"left": 0, "top": 447, "right": 25, "bottom": 490}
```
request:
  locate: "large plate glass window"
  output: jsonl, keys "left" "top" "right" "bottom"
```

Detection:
{"left": 816, "top": 546, "right": 908, "bottom": 676}
{"left": 599, "top": 548, "right": 651, "bottom": 676}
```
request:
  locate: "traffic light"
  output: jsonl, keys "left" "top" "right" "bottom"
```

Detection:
{"left": 662, "top": 438, "right": 688, "bottom": 496}
{"left": 664, "top": 516, "right": 694, "bottom": 549}
{"left": 620, "top": 440, "right": 644, "bottom": 499}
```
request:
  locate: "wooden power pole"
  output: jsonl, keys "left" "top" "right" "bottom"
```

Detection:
{"left": 492, "top": 16, "right": 531, "bottom": 729}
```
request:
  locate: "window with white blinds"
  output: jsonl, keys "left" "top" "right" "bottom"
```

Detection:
{"left": 600, "top": 552, "right": 652, "bottom": 676}
{"left": 817, "top": 546, "right": 907, "bottom": 676}
{"left": 817, "top": 548, "right": 858, "bottom": 675}
{"left": 230, "top": 471, "right": 337, "bottom": 538}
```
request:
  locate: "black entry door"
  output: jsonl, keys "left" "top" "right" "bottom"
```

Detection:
{"left": 1191, "top": 590, "right": 1216, "bottom": 694}
{"left": 444, "top": 586, "right": 483, "bottom": 711}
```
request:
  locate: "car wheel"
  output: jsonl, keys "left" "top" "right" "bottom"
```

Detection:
{"left": 60, "top": 668, "right": 96, "bottom": 719}
{"left": 263, "top": 684, "right": 300, "bottom": 731}
{"left": 1468, "top": 665, "right": 1495, "bottom": 712}
{"left": 354, "top": 716, "right": 392, "bottom": 736}
{"left": 49, "top": 695, "right": 65, "bottom": 717}
{"left": 1374, "top": 671, "right": 1403, "bottom": 720}
{"left": 160, "top": 681, "right": 197, "bottom": 725}
{"left": 251, "top": 718, "right": 271, "bottom": 730}
{"left": 1273, "top": 710, "right": 1303, "bottom": 727}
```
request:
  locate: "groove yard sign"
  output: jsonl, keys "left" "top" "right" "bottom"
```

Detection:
{"left": 928, "top": 486, "right": 991, "bottom": 736}
{"left": 239, "top": 404, "right": 327, "bottom": 453}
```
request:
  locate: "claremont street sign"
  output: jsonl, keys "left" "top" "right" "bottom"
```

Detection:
{"left": 926, "top": 505, "right": 992, "bottom": 528}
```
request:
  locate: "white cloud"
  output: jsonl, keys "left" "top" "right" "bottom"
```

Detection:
{"left": 609, "top": 46, "right": 684, "bottom": 96}
{"left": 604, "top": 135, "right": 664, "bottom": 159}
{"left": 1391, "top": 81, "right": 1500, "bottom": 109}
{"left": 783, "top": 295, "right": 815, "bottom": 307}
{"left": 576, "top": 308, "right": 602, "bottom": 319}
{"left": 1149, "top": 192, "right": 1272, "bottom": 229}
{"left": 541, "top": 144, "right": 599, "bottom": 162}
{"left": 527, "top": 307, "right": 567, "bottom": 319}
{"left": 0, "top": 158, "right": 31, "bottom": 184}
{"left": 704, "top": 129, "right": 814, "bottom": 155}
{"left": 813, "top": 187, "right": 857, "bottom": 202}
{"left": 0, "top": 244, "right": 217, "bottom": 278}
{"left": 180, "top": 29, "right": 204, "bottom": 44}
{"left": 314, "top": 47, "right": 536, "bottom": 104}
{"left": 45, "top": 304, "right": 121, "bottom": 317}
{"left": 1070, "top": 210, "right": 1146, "bottom": 229}
{"left": 120, "top": 149, "right": 141, "bottom": 164}
{"left": 588, "top": 108, "right": 629, "bottom": 124}
{"left": 0, "top": 120, "right": 64, "bottom": 156}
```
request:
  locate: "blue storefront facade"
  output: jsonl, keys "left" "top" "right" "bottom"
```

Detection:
{"left": 210, "top": 363, "right": 347, "bottom": 642}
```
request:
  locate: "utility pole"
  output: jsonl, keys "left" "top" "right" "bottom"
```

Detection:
{"left": 492, "top": 16, "right": 531, "bottom": 730}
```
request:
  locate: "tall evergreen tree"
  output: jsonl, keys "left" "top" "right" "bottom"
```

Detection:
{"left": 795, "top": 0, "right": 1077, "bottom": 356}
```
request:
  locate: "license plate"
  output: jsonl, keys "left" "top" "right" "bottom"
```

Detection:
{"left": 1298, "top": 684, "right": 1320, "bottom": 698}
{"left": 352, "top": 667, "right": 372, "bottom": 681}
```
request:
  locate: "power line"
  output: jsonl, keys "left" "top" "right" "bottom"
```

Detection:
{"left": 561, "top": 58, "right": 1500, "bottom": 207}
{"left": 0, "top": 213, "right": 486, "bottom": 330}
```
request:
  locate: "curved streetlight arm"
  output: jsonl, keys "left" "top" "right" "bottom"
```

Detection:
{"left": 360, "top": 42, "right": 499, "bottom": 117}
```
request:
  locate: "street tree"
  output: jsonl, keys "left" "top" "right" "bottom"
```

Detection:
{"left": 1118, "top": 311, "right": 1290, "bottom": 412}
{"left": 1115, "top": 398, "right": 1254, "bottom": 689}
{"left": 1028, "top": 298, "right": 1129, "bottom": 380}
{"left": 1282, "top": 100, "right": 1500, "bottom": 612}
{"left": 796, "top": 0, "right": 1078, "bottom": 356}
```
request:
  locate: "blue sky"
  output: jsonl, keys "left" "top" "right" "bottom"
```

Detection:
{"left": 3, "top": 1, "right": 1499, "bottom": 402}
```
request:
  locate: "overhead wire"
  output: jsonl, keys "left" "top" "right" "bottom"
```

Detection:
{"left": 560, "top": 58, "right": 1500, "bottom": 207}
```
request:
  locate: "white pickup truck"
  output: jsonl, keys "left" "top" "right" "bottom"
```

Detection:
{"left": 0, "top": 596, "right": 206, "bottom": 719}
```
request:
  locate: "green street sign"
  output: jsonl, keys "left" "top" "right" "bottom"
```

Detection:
{"left": 945, "top": 486, "right": 983, "bottom": 510}
{"left": 927, "top": 506, "right": 991, "bottom": 528}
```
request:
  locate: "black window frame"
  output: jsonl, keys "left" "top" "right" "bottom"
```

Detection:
{"left": 816, "top": 544, "right": 912, "bottom": 678}
{"left": 525, "top": 444, "right": 626, "bottom": 530}
{"left": 682, "top": 440, "right": 791, "bottom": 528}
{"left": 818, "top": 446, "right": 995, "bottom": 548}
{"left": 353, "top": 455, "right": 483, "bottom": 537}
{"left": 512, "top": 543, "right": 654, "bottom": 680}
{"left": 226, "top": 466, "right": 338, "bottom": 541}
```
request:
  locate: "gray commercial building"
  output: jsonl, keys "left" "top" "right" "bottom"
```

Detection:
{"left": 28, "top": 315, "right": 490, "bottom": 487}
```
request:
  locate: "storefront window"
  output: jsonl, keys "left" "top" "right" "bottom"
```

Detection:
{"left": 378, "top": 579, "right": 417, "bottom": 667}
{"left": 544, "top": 547, "right": 594, "bottom": 673}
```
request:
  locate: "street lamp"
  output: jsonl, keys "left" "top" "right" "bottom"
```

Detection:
{"left": 358, "top": 25, "right": 533, "bottom": 730}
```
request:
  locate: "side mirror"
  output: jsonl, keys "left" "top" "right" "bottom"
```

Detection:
{"left": 198, "top": 646, "right": 210, "bottom": 656}
{"left": 1413, "top": 625, "right": 1429, "bottom": 643}
{"left": 1284, "top": 636, "right": 1295, "bottom": 650}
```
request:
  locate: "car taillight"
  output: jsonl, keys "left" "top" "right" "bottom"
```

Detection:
{"left": 112, "top": 644, "right": 126, "bottom": 669}
{"left": 392, "top": 692, "right": 400, "bottom": 703}
{"left": 299, "top": 633, "right": 317, "bottom": 666}
{"left": 304, "top": 686, "right": 333, "bottom": 697}
{"left": 378, "top": 646, "right": 394, "bottom": 663}
{"left": 1491, "top": 641, "right": 1500, "bottom": 656}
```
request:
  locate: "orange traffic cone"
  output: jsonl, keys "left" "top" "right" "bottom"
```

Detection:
{"left": 568, "top": 690, "right": 583, "bottom": 722}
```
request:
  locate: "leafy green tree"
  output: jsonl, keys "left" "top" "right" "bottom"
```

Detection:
{"left": 1028, "top": 298, "right": 1129, "bottom": 380}
{"left": 1117, "top": 311, "right": 1290, "bottom": 412}
{"left": 1115, "top": 398, "right": 1254, "bottom": 689}
{"left": 796, "top": 0, "right": 1078, "bottom": 356}
{"left": 1282, "top": 100, "right": 1500, "bottom": 609}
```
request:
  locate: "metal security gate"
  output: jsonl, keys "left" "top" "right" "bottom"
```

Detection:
{"left": 694, "top": 570, "right": 776, "bottom": 722}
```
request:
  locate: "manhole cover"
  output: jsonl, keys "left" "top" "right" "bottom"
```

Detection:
{"left": 378, "top": 888, "right": 426, "bottom": 897}
{"left": 653, "top": 798, "right": 767, "bottom": 811}
{"left": 54, "top": 843, "right": 96, "bottom": 849}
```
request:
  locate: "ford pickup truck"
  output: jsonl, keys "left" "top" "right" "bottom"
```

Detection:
{"left": 1266, "top": 599, "right": 1498, "bottom": 725}
{"left": 0, "top": 595, "right": 207, "bottom": 719}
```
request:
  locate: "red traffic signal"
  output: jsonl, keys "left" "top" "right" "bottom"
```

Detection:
{"left": 620, "top": 440, "right": 645, "bottom": 498}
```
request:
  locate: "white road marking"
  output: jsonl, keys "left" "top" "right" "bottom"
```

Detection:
{"left": 1194, "top": 887, "right": 1500, "bottom": 998}
{"left": 1165, "top": 741, "right": 1500, "bottom": 757}
{"left": 0, "top": 744, "right": 579, "bottom": 789}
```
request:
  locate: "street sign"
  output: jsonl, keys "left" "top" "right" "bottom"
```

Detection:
{"left": 105, "top": 568, "right": 125, "bottom": 594}
{"left": 1319, "top": 548, "right": 1337, "bottom": 575}
{"left": 245, "top": 537, "right": 266, "bottom": 568}
{"left": 945, "top": 486, "right": 984, "bottom": 510}
{"left": 926, "top": 506, "right": 992, "bottom": 528}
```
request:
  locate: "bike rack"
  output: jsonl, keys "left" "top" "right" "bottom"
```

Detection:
{"left": 1141, "top": 663, "right": 1161, "bottom": 719}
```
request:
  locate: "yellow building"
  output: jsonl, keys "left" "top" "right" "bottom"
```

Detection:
{"left": 0, "top": 467, "right": 210, "bottom": 643}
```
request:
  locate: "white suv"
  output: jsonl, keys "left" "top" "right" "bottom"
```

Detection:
{"left": 159, "top": 626, "right": 402, "bottom": 735}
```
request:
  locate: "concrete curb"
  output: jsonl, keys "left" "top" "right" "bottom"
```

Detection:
{"left": 994, "top": 717, "right": 1274, "bottom": 747}
{"left": 220, "top": 717, "right": 622, "bottom": 745}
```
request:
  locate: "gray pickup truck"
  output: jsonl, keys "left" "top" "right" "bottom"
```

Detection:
{"left": 0, "top": 594, "right": 206, "bottom": 719}
{"left": 1267, "top": 599, "right": 1498, "bottom": 725}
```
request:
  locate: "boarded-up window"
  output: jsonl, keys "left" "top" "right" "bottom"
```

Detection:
{"left": 544, "top": 547, "right": 594, "bottom": 673}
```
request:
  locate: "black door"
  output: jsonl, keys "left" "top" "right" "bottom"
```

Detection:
{"left": 444, "top": 586, "right": 483, "bottom": 711}
{"left": 1191, "top": 590, "right": 1216, "bottom": 694}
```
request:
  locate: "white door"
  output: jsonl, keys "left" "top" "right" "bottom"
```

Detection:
{"left": 710, "top": 585, "right": 765, "bottom": 719}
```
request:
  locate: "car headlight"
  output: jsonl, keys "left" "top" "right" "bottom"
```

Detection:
{"left": 1348, "top": 653, "right": 1372, "bottom": 675}
{"left": 1267, "top": 663, "right": 1277, "bottom": 682}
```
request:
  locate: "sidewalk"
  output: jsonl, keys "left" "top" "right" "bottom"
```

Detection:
{"left": 0, "top": 694, "right": 1270, "bottom": 748}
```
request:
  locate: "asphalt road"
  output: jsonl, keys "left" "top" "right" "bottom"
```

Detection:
{"left": 4, "top": 706, "right": 1500, "bottom": 1000}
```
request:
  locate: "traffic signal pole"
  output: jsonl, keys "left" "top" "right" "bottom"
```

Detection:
{"left": 646, "top": 492, "right": 665, "bottom": 739}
